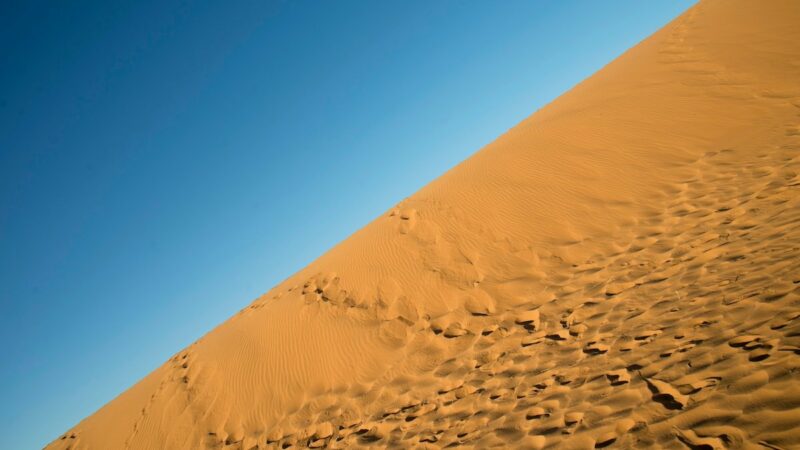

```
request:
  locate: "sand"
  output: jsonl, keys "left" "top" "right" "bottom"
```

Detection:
{"left": 46, "top": 1, "right": 800, "bottom": 449}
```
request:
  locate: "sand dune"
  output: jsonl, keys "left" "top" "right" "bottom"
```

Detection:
{"left": 47, "top": 1, "right": 800, "bottom": 449}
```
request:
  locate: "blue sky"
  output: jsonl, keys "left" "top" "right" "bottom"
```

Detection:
{"left": 0, "top": 1, "right": 693, "bottom": 448}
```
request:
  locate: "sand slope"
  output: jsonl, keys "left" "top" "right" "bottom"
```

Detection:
{"left": 47, "top": 1, "right": 800, "bottom": 449}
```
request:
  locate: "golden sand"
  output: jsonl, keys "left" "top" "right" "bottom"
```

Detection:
{"left": 48, "top": 1, "right": 800, "bottom": 448}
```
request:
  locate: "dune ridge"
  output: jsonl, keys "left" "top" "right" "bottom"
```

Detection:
{"left": 47, "top": 1, "right": 800, "bottom": 449}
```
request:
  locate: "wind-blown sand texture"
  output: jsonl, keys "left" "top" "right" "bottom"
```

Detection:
{"left": 47, "top": 1, "right": 800, "bottom": 449}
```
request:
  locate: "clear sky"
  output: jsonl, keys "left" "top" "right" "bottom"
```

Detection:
{"left": 0, "top": 1, "right": 693, "bottom": 448}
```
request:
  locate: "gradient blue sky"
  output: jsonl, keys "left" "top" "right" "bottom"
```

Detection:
{"left": 1, "top": 1, "right": 693, "bottom": 448}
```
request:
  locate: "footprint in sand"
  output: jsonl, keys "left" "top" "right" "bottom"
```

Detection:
{"left": 569, "top": 323, "right": 589, "bottom": 336}
{"left": 634, "top": 329, "right": 662, "bottom": 343}
{"left": 674, "top": 428, "right": 725, "bottom": 450}
{"left": 681, "top": 376, "right": 721, "bottom": 394}
{"left": 465, "top": 290, "right": 497, "bottom": 316}
{"left": 516, "top": 309, "right": 541, "bottom": 331}
{"left": 728, "top": 334, "right": 761, "bottom": 348}
{"left": 584, "top": 341, "right": 610, "bottom": 355}
{"left": 594, "top": 431, "right": 618, "bottom": 448}
{"left": 525, "top": 406, "right": 550, "bottom": 420}
{"left": 546, "top": 329, "right": 570, "bottom": 341}
{"left": 564, "top": 411, "right": 584, "bottom": 427}
{"left": 443, "top": 322, "right": 470, "bottom": 338}
{"left": 389, "top": 207, "right": 417, "bottom": 234}
{"left": 522, "top": 331, "right": 546, "bottom": 347}
{"left": 728, "top": 334, "right": 774, "bottom": 361}
{"left": 642, "top": 375, "right": 687, "bottom": 410}
{"left": 606, "top": 369, "right": 631, "bottom": 386}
